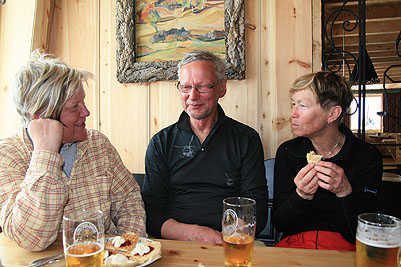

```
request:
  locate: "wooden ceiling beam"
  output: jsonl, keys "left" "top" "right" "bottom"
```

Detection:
{"left": 325, "top": 46, "right": 399, "bottom": 59}
{"left": 326, "top": 3, "right": 401, "bottom": 20}
{"left": 327, "top": 32, "right": 399, "bottom": 43}
{"left": 31, "top": 0, "right": 55, "bottom": 52}
{"left": 326, "top": 19, "right": 401, "bottom": 36}
{"left": 327, "top": 55, "right": 401, "bottom": 63}
{"left": 325, "top": 0, "right": 401, "bottom": 8}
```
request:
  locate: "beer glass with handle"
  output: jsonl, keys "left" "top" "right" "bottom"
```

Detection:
{"left": 63, "top": 209, "right": 104, "bottom": 267}
{"left": 356, "top": 213, "right": 401, "bottom": 267}
{"left": 222, "top": 197, "right": 256, "bottom": 267}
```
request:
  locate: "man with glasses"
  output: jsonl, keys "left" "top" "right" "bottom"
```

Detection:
{"left": 142, "top": 50, "right": 268, "bottom": 244}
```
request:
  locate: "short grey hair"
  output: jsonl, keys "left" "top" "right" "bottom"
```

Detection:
{"left": 12, "top": 50, "right": 93, "bottom": 127}
{"left": 177, "top": 50, "right": 226, "bottom": 81}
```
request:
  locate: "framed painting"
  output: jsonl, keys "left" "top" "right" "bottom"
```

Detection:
{"left": 116, "top": 0, "right": 245, "bottom": 83}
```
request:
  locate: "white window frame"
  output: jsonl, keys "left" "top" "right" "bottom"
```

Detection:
{"left": 350, "top": 94, "right": 383, "bottom": 132}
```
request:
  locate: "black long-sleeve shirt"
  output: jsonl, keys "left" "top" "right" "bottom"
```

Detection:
{"left": 142, "top": 105, "right": 268, "bottom": 238}
{"left": 272, "top": 124, "right": 382, "bottom": 244}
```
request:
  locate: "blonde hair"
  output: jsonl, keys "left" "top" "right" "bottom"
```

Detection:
{"left": 12, "top": 50, "right": 93, "bottom": 127}
{"left": 291, "top": 71, "right": 354, "bottom": 120}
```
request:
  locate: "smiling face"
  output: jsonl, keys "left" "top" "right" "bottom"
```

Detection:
{"left": 59, "top": 87, "right": 90, "bottom": 143}
{"left": 179, "top": 60, "right": 226, "bottom": 120}
{"left": 290, "top": 88, "right": 331, "bottom": 138}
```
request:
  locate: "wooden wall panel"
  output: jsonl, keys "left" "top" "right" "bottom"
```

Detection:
{"left": 260, "top": 0, "right": 278, "bottom": 158}
{"left": 100, "top": 80, "right": 149, "bottom": 172}
{"left": 99, "top": 0, "right": 150, "bottom": 172}
{"left": 31, "top": 0, "right": 54, "bottom": 51}
{"left": 48, "top": 0, "right": 99, "bottom": 131}
{"left": 149, "top": 81, "right": 182, "bottom": 138}
{"left": 220, "top": 79, "right": 259, "bottom": 130}
{"left": 274, "top": 0, "right": 313, "bottom": 149}
{"left": 222, "top": 0, "right": 263, "bottom": 152}
{"left": 0, "top": 0, "right": 37, "bottom": 138}
{"left": 312, "top": 0, "right": 322, "bottom": 71}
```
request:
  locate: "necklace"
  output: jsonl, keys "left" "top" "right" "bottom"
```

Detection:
{"left": 321, "top": 142, "right": 338, "bottom": 160}
{"left": 319, "top": 134, "right": 343, "bottom": 160}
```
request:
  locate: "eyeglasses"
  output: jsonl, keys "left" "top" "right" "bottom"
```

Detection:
{"left": 176, "top": 80, "right": 221, "bottom": 93}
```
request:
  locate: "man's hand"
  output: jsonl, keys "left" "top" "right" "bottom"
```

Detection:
{"left": 28, "top": 118, "right": 63, "bottom": 152}
{"left": 186, "top": 224, "right": 223, "bottom": 244}
{"left": 294, "top": 163, "right": 320, "bottom": 200}
{"left": 161, "top": 219, "right": 223, "bottom": 244}
{"left": 314, "top": 161, "right": 353, "bottom": 197}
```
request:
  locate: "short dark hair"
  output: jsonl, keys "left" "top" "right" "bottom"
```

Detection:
{"left": 290, "top": 71, "right": 354, "bottom": 120}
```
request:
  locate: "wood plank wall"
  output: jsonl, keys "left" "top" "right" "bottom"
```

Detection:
{"left": 0, "top": 0, "right": 317, "bottom": 173}
{"left": 0, "top": 0, "right": 37, "bottom": 135}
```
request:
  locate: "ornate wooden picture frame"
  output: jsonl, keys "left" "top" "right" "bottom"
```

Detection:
{"left": 116, "top": 0, "right": 245, "bottom": 83}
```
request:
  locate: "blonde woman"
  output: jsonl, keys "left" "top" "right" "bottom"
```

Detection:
{"left": 0, "top": 51, "right": 146, "bottom": 251}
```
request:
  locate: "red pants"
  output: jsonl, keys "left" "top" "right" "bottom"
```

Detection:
{"left": 274, "top": 231, "right": 356, "bottom": 251}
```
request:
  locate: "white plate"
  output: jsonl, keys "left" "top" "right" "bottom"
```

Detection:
{"left": 105, "top": 237, "right": 160, "bottom": 267}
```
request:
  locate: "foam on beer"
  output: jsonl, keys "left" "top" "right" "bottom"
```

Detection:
{"left": 356, "top": 230, "right": 401, "bottom": 248}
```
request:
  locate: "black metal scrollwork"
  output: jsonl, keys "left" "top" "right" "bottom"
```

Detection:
{"left": 322, "top": 0, "right": 359, "bottom": 78}
{"left": 381, "top": 31, "right": 401, "bottom": 128}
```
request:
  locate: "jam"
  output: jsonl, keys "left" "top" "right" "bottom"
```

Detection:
{"left": 133, "top": 246, "right": 154, "bottom": 256}
{"left": 120, "top": 240, "right": 131, "bottom": 247}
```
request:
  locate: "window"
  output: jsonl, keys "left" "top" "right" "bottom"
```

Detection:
{"left": 350, "top": 94, "right": 383, "bottom": 132}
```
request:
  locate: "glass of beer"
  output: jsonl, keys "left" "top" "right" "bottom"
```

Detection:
{"left": 356, "top": 213, "right": 401, "bottom": 267}
{"left": 222, "top": 197, "right": 256, "bottom": 267}
{"left": 63, "top": 209, "right": 104, "bottom": 267}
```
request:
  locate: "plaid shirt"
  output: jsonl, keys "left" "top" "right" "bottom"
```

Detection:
{"left": 0, "top": 128, "right": 146, "bottom": 251}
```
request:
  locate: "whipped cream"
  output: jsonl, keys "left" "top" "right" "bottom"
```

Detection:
{"left": 131, "top": 242, "right": 150, "bottom": 256}
{"left": 103, "top": 250, "right": 109, "bottom": 259}
{"left": 104, "top": 254, "right": 132, "bottom": 265}
{"left": 111, "top": 236, "right": 126, "bottom": 248}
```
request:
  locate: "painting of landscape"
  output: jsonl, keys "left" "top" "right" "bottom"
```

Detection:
{"left": 135, "top": 0, "right": 225, "bottom": 62}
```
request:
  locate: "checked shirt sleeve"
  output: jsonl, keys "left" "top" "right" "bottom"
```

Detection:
{"left": 0, "top": 149, "right": 68, "bottom": 251}
{"left": 107, "top": 142, "right": 147, "bottom": 237}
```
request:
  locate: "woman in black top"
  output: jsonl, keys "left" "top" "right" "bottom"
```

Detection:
{"left": 272, "top": 71, "right": 382, "bottom": 251}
